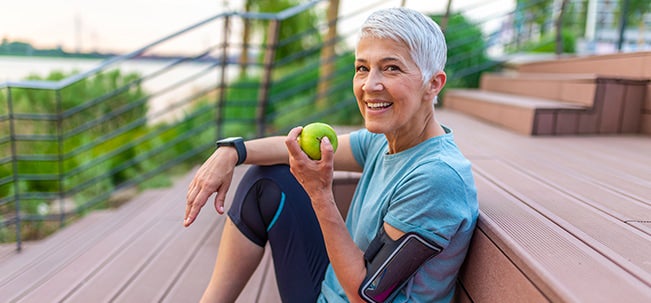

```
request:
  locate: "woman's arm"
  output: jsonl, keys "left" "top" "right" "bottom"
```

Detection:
{"left": 285, "top": 127, "right": 368, "bottom": 302}
{"left": 184, "top": 131, "right": 360, "bottom": 227}
{"left": 333, "top": 133, "right": 363, "bottom": 173}
{"left": 184, "top": 136, "right": 287, "bottom": 227}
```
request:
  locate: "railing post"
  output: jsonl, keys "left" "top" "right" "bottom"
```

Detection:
{"left": 216, "top": 14, "right": 231, "bottom": 140}
{"left": 616, "top": 0, "right": 630, "bottom": 52}
{"left": 6, "top": 87, "right": 22, "bottom": 252}
{"left": 257, "top": 19, "right": 280, "bottom": 138}
{"left": 55, "top": 89, "right": 66, "bottom": 227}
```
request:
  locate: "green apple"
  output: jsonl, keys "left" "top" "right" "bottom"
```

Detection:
{"left": 298, "top": 122, "right": 338, "bottom": 160}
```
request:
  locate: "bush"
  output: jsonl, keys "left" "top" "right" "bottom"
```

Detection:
{"left": 432, "top": 13, "right": 497, "bottom": 91}
{"left": 521, "top": 30, "right": 576, "bottom": 53}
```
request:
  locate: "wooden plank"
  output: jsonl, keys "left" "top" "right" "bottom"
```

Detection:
{"left": 532, "top": 109, "right": 555, "bottom": 135}
{"left": 620, "top": 83, "right": 646, "bottom": 133}
{"left": 440, "top": 109, "right": 651, "bottom": 296}
{"left": 0, "top": 210, "right": 110, "bottom": 273}
{"left": 473, "top": 159, "right": 651, "bottom": 281}
{"left": 0, "top": 189, "right": 168, "bottom": 302}
{"left": 554, "top": 110, "right": 580, "bottom": 134}
{"left": 15, "top": 178, "right": 194, "bottom": 302}
{"left": 444, "top": 109, "right": 651, "bottom": 217}
{"left": 58, "top": 178, "right": 222, "bottom": 303}
{"left": 60, "top": 220, "right": 180, "bottom": 303}
{"left": 559, "top": 81, "right": 596, "bottom": 106}
{"left": 642, "top": 112, "right": 651, "bottom": 134}
{"left": 158, "top": 166, "right": 280, "bottom": 303}
{"left": 445, "top": 90, "right": 589, "bottom": 135}
{"left": 159, "top": 223, "right": 222, "bottom": 303}
{"left": 515, "top": 51, "right": 651, "bottom": 78}
{"left": 459, "top": 227, "right": 548, "bottom": 303}
{"left": 471, "top": 173, "right": 651, "bottom": 302}
{"left": 114, "top": 216, "right": 225, "bottom": 302}
{"left": 481, "top": 72, "right": 598, "bottom": 106}
{"left": 447, "top": 90, "right": 586, "bottom": 109}
{"left": 598, "top": 81, "right": 626, "bottom": 133}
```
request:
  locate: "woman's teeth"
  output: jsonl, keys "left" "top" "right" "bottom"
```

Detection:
{"left": 367, "top": 102, "right": 391, "bottom": 109}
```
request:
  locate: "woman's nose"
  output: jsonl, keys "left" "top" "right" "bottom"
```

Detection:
{"left": 362, "top": 71, "right": 384, "bottom": 91}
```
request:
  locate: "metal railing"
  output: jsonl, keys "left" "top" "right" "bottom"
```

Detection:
{"left": 0, "top": 0, "right": 352, "bottom": 250}
{"left": 2, "top": 0, "right": 646, "bottom": 251}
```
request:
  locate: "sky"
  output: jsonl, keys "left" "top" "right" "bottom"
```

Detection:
{"left": 1, "top": 0, "right": 514, "bottom": 54}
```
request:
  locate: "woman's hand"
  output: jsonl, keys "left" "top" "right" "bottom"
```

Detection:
{"left": 285, "top": 127, "right": 335, "bottom": 200}
{"left": 184, "top": 147, "right": 238, "bottom": 227}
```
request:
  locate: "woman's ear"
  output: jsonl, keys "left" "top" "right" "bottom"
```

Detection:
{"left": 424, "top": 71, "right": 446, "bottom": 101}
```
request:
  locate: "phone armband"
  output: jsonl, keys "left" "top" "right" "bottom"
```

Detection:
{"left": 359, "top": 228, "right": 442, "bottom": 303}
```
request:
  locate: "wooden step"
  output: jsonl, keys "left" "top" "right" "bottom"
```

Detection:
{"left": 445, "top": 75, "right": 648, "bottom": 136}
{"left": 510, "top": 52, "right": 651, "bottom": 135}
{"left": 444, "top": 89, "right": 586, "bottom": 135}
{"left": 480, "top": 73, "right": 597, "bottom": 107}
{"left": 442, "top": 109, "right": 651, "bottom": 302}
{"left": 515, "top": 51, "right": 651, "bottom": 79}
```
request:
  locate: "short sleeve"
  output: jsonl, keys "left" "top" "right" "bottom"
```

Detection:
{"left": 383, "top": 162, "right": 473, "bottom": 249}
{"left": 349, "top": 129, "right": 383, "bottom": 168}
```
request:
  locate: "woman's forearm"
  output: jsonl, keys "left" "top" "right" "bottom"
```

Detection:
{"left": 243, "top": 136, "right": 290, "bottom": 166}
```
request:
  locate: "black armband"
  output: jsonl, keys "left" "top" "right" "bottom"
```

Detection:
{"left": 359, "top": 227, "right": 443, "bottom": 303}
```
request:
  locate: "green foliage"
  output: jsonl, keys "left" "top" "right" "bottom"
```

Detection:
{"left": 249, "top": 0, "right": 322, "bottom": 63}
{"left": 1, "top": 67, "right": 220, "bottom": 242}
{"left": 516, "top": 0, "right": 554, "bottom": 35}
{"left": 619, "top": 0, "right": 651, "bottom": 26}
{"left": 433, "top": 13, "right": 496, "bottom": 91}
{"left": 270, "top": 51, "right": 358, "bottom": 130}
{"left": 219, "top": 74, "right": 259, "bottom": 138}
{"left": 522, "top": 30, "right": 576, "bottom": 53}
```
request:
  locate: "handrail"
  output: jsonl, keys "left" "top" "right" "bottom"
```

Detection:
{"left": 0, "top": 0, "right": 326, "bottom": 90}
{"left": 0, "top": 0, "right": 369, "bottom": 252}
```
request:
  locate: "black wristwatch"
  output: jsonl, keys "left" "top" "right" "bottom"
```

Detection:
{"left": 216, "top": 137, "right": 247, "bottom": 166}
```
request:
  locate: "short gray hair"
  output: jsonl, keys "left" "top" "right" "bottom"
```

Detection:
{"left": 358, "top": 7, "right": 447, "bottom": 84}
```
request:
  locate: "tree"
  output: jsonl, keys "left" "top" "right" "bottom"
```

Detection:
{"left": 515, "top": 0, "right": 554, "bottom": 44}
{"left": 241, "top": 0, "right": 320, "bottom": 63}
{"left": 555, "top": 0, "right": 570, "bottom": 55}
{"left": 620, "top": 0, "right": 651, "bottom": 48}
{"left": 316, "top": 0, "right": 340, "bottom": 109}
{"left": 238, "top": 0, "right": 254, "bottom": 78}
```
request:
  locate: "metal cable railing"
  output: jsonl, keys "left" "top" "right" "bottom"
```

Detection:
{"left": 0, "top": 0, "right": 341, "bottom": 251}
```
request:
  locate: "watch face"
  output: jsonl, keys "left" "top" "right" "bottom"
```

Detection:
{"left": 218, "top": 137, "right": 241, "bottom": 145}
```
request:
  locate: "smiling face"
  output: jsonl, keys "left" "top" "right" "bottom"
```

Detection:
{"left": 354, "top": 37, "right": 445, "bottom": 150}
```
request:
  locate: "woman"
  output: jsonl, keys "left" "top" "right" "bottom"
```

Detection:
{"left": 184, "top": 7, "right": 478, "bottom": 303}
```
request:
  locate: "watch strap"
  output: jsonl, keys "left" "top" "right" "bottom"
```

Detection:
{"left": 216, "top": 137, "right": 247, "bottom": 166}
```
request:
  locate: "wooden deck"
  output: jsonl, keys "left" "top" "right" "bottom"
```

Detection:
{"left": 1, "top": 109, "right": 650, "bottom": 302}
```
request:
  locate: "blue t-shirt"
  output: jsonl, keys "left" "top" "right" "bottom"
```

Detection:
{"left": 318, "top": 126, "right": 478, "bottom": 302}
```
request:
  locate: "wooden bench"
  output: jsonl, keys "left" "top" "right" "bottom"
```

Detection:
{"left": 444, "top": 109, "right": 651, "bottom": 302}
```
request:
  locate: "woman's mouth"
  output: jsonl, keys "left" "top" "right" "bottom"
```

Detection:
{"left": 366, "top": 102, "right": 392, "bottom": 110}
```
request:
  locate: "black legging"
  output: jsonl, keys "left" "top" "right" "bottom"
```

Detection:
{"left": 227, "top": 165, "right": 329, "bottom": 303}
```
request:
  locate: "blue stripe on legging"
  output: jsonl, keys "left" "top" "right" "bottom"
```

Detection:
{"left": 266, "top": 192, "right": 286, "bottom": 232}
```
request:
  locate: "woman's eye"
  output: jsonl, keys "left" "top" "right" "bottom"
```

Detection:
{"left": 386, "top": 65, "right": 401, "bottom": 72}
{"left": 356, "top": 65, "right": 369, "bottom": 72}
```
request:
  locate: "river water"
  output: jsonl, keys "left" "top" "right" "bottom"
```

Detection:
{"left": 0, "top": 56, "right": 235, "bottom": 123}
